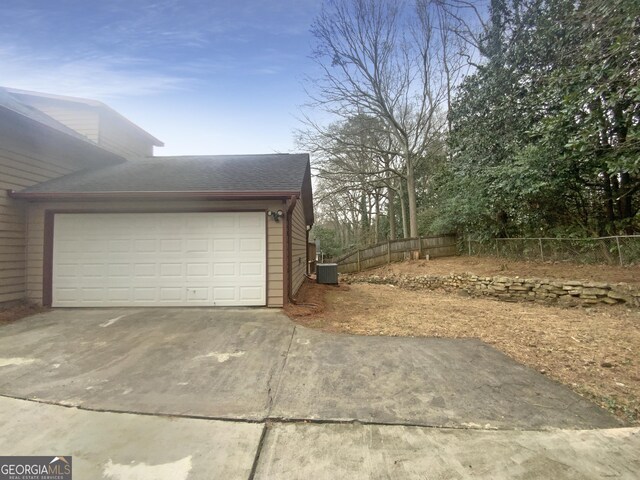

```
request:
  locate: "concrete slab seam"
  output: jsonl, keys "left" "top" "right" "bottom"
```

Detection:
{"left": 0, "top": 393, "right": 267, "bottom": 425}
{"left": 247, "top": 423, "right": 269, "bottom": 480}
{"left": 0, "top": 392, "right": 625, "bottom": 433}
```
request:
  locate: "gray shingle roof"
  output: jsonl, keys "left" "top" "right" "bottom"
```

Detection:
{"left": 20, "top": 154, "right": 310, "bottom": 193}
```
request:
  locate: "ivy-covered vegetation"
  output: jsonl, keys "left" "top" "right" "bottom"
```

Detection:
{"left": 432, "top": 0, "right": 640, "bottom": 239}
{"left": 301, "top": 0, "right": 639, "bottom": 255}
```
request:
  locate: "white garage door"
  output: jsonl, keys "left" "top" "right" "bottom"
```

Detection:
{"left": 52, "top": 212, "right": 266, "bottom": 307}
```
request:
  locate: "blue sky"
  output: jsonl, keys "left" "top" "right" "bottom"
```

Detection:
{"left": 1, "top": 0, "right": 322, "bottom": 155}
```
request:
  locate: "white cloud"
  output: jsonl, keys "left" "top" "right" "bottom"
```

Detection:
{"left": 0, "top": 46, "right": 190, "bottom": 100}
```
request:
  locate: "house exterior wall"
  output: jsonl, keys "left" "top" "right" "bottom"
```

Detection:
{"left": 15, "top": 99, "right": 100, "bottom": 143}
{"left": 0, "top": 128, "right": 97, "bottom": 304}
{"left": 290, "top": 198, "right": 307, "bottom": 296}
{"left": 98, "top": 114, "right": 154, "bottom": 159}
{"left": 12, "top": 96, "right": 155, "bottom": 159}
{"left": 25, "top": 199, "right": 286, "bottom": 307}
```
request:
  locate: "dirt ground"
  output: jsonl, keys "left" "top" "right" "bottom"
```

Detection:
{"left": 0, "top": 303, "right": 48, "bottom": 326}
{"left": 288, "top": 278, "right": 640, "bottom": 425}
{"left": 369, "top": 255, "right": 640, "bottom": 285}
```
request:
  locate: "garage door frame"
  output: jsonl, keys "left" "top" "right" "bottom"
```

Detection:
{"left": 42, "top": 208, "right": 270, "bottom": 307}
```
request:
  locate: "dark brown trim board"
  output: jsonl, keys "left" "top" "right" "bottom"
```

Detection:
{"left": 284, "top": 195, "right": 298, "bottom": 303}
{"left": 42, "top": 207, "right": 268, "bottom": 215}
{"left": 264, "top": 210, "right": 269, "bottom": 306}
{"left": 42, "top": 210, "right": 54, "bottom": 307}
{"left": 10, "top": 190, "right": 300, "bottom": 201}
{"left": 282, "top": 209, "right": 289, "bottom": 306}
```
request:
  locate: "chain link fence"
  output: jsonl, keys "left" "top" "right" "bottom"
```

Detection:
{"left": 464, "top": 236, "right": 640, "bottom": 266}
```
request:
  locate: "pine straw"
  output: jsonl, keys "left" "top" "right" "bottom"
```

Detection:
{"left": 369, "top": 256, "right": 640, "bottom": 285}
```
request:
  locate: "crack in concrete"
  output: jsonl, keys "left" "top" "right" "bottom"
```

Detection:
{"left": 265, "top": 325, "right": 296, "bottom": 416}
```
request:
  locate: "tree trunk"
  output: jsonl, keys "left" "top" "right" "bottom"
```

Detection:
{"left": 374, "top": 190, "right": 380, "bottom": 242}
{"left": 399, "top": 181, "right": 409, "bottom": 239}
{"left": 619, "top": 172, "right": 634, "bottom": 234}
{"left": 603, "top": 172, "right": 615, "bottom": 224}
{"left": 388, "top": 185, "right": 397, "bottom": 240}
{"left": 406, "top": 156, "right": 419, "bottom": 238}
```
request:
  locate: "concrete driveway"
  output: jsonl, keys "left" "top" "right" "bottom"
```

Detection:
{"left": 0, "top": 308, "right": 637, "bottom": 479}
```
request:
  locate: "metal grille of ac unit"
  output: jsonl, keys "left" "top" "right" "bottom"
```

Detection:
{"left": 316, "top": 263, "right": 338, "bottom": 284}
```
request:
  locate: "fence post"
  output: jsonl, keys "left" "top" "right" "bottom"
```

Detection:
{"left": 418, "top": 236, "right": 423, "bottom": 259}
{"left": 538, "top": 238, "right": 544, "bottom": 262}
{"left": 387, "top": 240, "right": 391, "bottom": 264}
{"left": 357, "top": 249, "right": 361, "bottom": 272}
{"left": 615, "top": 236, "right": 623, "bottom": 266}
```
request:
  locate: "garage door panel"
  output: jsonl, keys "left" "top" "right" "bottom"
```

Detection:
{"left": 107, "top": 287, "right": 130, "bottom": 301}
{"left": 240, "top": 238, "right": 264, "bottom": 253}
{"left": 186, "top": 239, "right": 209, "bottom": 253}
{"left": 185, "top": 217, "right": 211, "bottom": 233}
{"left": 213, "top": 238, "right": 235, "bottom": 253}
{"left": 134, "top": 263, "right": 156, "bottom": 277}
{"left": 84, "top": 288, "right": 108, "bottom": 301}
{"left": 239, "top": 262, "right": 263, "bottom": 276}
{"left": 187, "top": 287, "right": 209, "bottom": 300}
{"left": 159, "top": 263, "right": 183, "bottom": 277}
{"left": 133, "top": 288, "right": 156, "bottom": 302}
{"left": 134, "top": 239, "right": 157, "bottom": 253}
{"left": 186, "top": 263, "right": 209, "bottom": 277}
{"left": 212, "top": 287, "right": 236, "bottom": 301}
{"left": 159, "top": 287, "right": 183, "bottom": 301}
{"left": 211, "top": 216, "right": 235, "bottom": 229}
{"left": 160, "top": 239, "right": 182, "bottom": 252}
{"left": 239, "top": 286, "right": 264, "bottom": 301}
{"left": 56, "top": 240, "right": 80, "bottom": 253}
{"left": 108, "top": 263, "right": 130, "bottom": 277}
{"left": 80, "top": 263, "right": 106, "bottom": 277}
{"left": 55, "top": 264, "right": 78, "bottom": 278}
{"left": 52, "top": 212, "right": 266, "bottom": 307}
{"left": 82, "top": 240, "right": 106, "bottom": 253}
{"left": 108, "top": 239, "right": 131, "bottom": 253}
{"left": 213, "top": 263, "right": 235, "bottom": 276}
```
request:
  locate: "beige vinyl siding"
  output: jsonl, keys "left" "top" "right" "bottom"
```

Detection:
{"left": 0, "top": 135, "right": 90, "bottom": 303}
{"left": 25, "top": 200, "right": 285, "bottom": 307}
{"left": 268, "top": 222, "right": 285, "bottom": 306}
{"left": 290, "top": 198, "right": 307, "bottom": 296}
{"left": 17, "top": 99, "right": 100, "bottom": 143}
{"left": 98, "top": 115, "right": 154, "bottom": 159}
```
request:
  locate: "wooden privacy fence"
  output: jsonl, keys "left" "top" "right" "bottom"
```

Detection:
{"left": 335, "top": 234, "right": 458, "bottom": 273}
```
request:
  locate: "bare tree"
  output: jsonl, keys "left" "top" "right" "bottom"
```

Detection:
{"left": 297, "top": 114, "right": 401, "bottom": 245}
{"left": 305, "top": 0, "right": 448, "bottom": 237}
{"left": 429, "top": 0, "right": 491, "bottom": 58}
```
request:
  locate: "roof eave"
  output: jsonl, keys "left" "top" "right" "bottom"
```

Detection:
{"left": 8, "top": 190, "right": 300, "bottom": 202}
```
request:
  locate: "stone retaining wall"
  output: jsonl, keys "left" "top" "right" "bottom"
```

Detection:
{"left": 343, "top": 272, "right": 640, "bottom": 307}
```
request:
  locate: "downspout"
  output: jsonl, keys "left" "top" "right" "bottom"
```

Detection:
{"left": 305, "top": 225, "right": 309, "bottom": 276}
{"left": 284, "top": 195, "right": 298, "bottom": 304}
